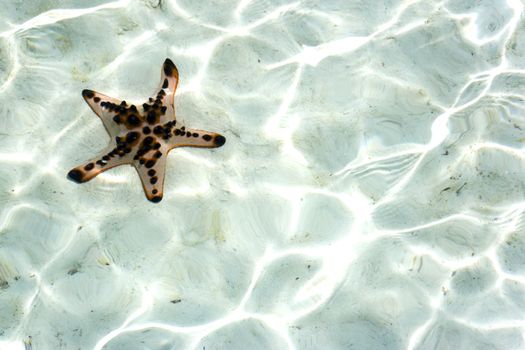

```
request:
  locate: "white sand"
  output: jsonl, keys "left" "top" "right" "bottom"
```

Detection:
{"left": 0, "top": 0, "right": 525, "bottom": 349}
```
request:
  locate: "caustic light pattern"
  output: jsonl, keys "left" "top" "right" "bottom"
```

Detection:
{"left": 0, "top": 0, "right": 524, "bottom": 349}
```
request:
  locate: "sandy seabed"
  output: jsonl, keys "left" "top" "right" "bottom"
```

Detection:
{"left": 0, "top": 0, "right": 525, "bottom": 349}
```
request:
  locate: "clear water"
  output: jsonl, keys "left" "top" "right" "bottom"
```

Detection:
{"left": 0, "top": 0, "right": 525, "bottom": 349}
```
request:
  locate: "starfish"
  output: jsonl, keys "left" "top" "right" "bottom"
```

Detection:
{"left": 67, "top": 58, "right": 226, "bottom": 203}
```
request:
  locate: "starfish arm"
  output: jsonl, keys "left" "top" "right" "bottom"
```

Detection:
{"left": 82, "top": 89, "right": 143, "bottom": 135}
{"left": 158, "top": 58, "right": 179, "bottom": 109}
{"left": 143, "top": 59, "right": 179, "bottom": 126}
{"left": 168, "top": 128, "right": 226, "bottom": 149}
{"left": 133, "top": 150, "right": 167, "bottom": 203}
{"left": 67, "top": 144, "right": 133, "bottom": 183}
{"left": 81, "top": 90, "right": 122, "bottom": 134}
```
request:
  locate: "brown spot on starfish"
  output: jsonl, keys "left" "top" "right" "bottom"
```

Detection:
{"left": 68, "top": 58, "right": 226, "bottom": 203}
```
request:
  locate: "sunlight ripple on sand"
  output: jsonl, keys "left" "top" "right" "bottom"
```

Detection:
{"left": 0, "top": 0, "right": 525, "bottom": 349}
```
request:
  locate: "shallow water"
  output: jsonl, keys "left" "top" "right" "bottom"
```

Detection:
{"left": 1, "top": 0, "right": 525, "bottom": 349}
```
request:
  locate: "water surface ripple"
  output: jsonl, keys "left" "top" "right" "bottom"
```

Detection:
{"left": 0, "top": 0, "right": 524, "bottom": 349}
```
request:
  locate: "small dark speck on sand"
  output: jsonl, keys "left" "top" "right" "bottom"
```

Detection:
{"left": 456, "top": 182, "right": 467, "bottom": 195}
